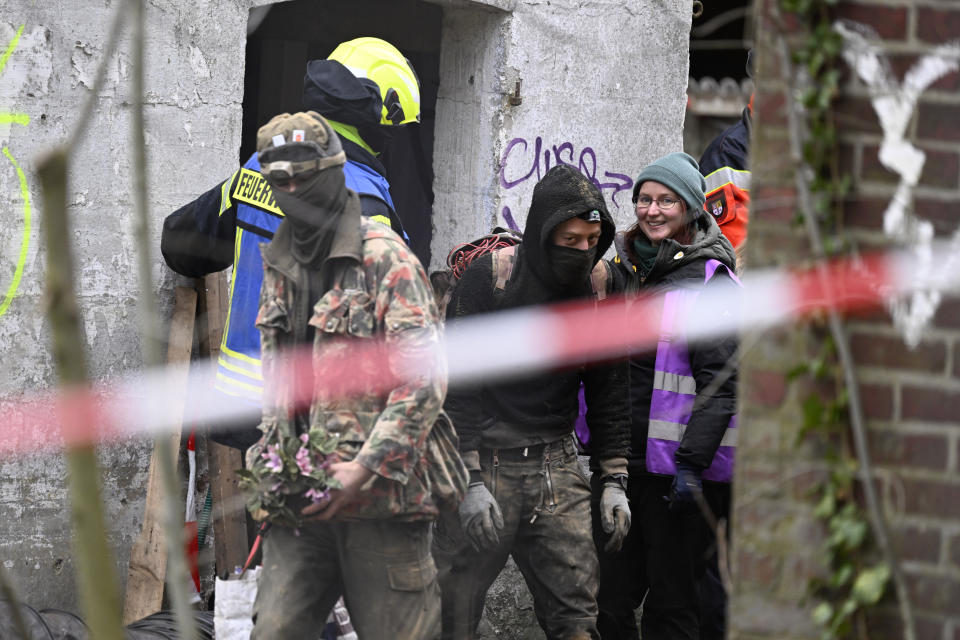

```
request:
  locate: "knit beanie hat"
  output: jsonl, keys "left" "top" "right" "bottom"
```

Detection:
{"left": 631, "top": 152, "right": 706, "bottom": 215}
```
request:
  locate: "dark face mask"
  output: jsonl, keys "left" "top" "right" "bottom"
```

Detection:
{"left": 357, "top": 123, "right": 395, "bottom": 154}
{"left": 548, "top": 245, "right": 597, "bottom": 288}
{"left": 269, "top": 168, "right": 349, "bottom": 269}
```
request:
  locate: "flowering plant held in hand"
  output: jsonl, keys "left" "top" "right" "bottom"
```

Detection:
{"left": 237, "top": 427, "right": 342, "bottom": 527}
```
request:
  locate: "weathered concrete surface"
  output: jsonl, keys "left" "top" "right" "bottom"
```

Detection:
{"left": 0, "top": 0, "right": 692, "bottom": 624}
{"left": 430, "top": 0, "right": 691, "bottom": 269}
{"left": 0, "top": 0, "right": 248, "bottom": 611}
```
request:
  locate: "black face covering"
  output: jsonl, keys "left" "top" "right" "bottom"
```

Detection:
{"left": 302, "top": 59, "right": 382, "bottom": 127}
{"left": 357, "top": 122, "right": 394, "bottom": 154}
{"left": 271, "top": 168, "right": 349, "bottom": 269}
{"left": 548, "top": 245, "right": 597, "bottom": 289}
{"left": 498, "top": 165, "right": 614, "bottom": 310}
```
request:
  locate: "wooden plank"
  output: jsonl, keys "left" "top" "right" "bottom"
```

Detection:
{"left": 197, "top": 272, "right": 249, "bottom": 576}
{"left": 207, "top": 441, "right": 248, "bottom": 577}
{"left": 196, "top": 271, "right": 227, "bottom": 360}
{"left": 123, "top": 285, "right": 197, "bottom": 623}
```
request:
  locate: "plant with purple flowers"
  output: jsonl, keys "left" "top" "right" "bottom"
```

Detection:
{"left": 237, "top": 427, "right": 341, "bottom": 527}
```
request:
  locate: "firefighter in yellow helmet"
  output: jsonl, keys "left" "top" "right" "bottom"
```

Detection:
{"left": 327, "top": 37, "right": 421, "bottom": 126}
{"left": 160, "top": 38, "right": 422, "bottom": 451}
{"left": 305, "top": 36, "right": 421, "bottom": 234}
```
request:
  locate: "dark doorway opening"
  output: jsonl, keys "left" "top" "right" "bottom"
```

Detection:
{"left": 685, "top": 2, "right": 753, "bottom": 159}
{"left": 241, "top": 0, "right": 443, "bottom": 266}
{"left": 689, "top": 3, "right": 752, "bottom": 82}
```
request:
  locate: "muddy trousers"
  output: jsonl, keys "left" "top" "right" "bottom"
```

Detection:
{"left": 591, "top": 474, "right": 729, "bottom": 640}
{"left": 251, "top": 519, "right": 440, "bottom": 640}
{"left": 435, "top": 435, "right": 600, "bottom": 640}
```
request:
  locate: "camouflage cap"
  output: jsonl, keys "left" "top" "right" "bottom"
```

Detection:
{"left": 256, "top": 111, "right": 346, "bottom": 179}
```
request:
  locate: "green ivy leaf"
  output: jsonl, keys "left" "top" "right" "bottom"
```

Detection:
{"left": 788, "top": 362, "right": 812, "bottom": 381}
{"left": 803, "top": 394, "right": 825, "bottom": 430}
{"left": 809, "top": 50, "right": 825, "bottom": 76}
{"left": 838, "top": 597, "right": 858, "bottom": 619}
{"left": 829, "top": 510, "right": 867, "bottom": 551}
{"left": 829, "top": 563, "right": 854, "bottom": 588}
{"left": 852, "top": 564, "right": 890, "bottom": 604}
{"left": 812, "top": 601, "right": 833, "bottom": 626}
{"left": 814, "top": 489, "right": 836, "bottom": 518}
{"left": 810, "top": 355, "right": 828, "bottom": 379}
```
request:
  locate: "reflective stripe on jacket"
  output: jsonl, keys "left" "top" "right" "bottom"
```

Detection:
{"left": 214, "top": 154, "right": 396, "bottom": 403}
{"left": 215, "top": 153, "right": 277, "bottom": 402}
{"left": 645, "top": 259, "right": 742, "bottom": 483}
{"left": 699, "top": 108, "right": 751, "bottom": 250}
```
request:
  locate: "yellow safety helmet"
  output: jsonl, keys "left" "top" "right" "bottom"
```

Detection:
{"left": 328, "top": 37, "right": 421, "bottom": 126}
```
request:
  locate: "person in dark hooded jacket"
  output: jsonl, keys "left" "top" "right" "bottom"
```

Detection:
{"left": 596, "top": 152, "right": 739, "bottom": 640}
{"left": 437, "top": 164, "right": 632, "bottom": 640}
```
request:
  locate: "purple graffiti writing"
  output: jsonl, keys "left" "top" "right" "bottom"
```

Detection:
{"left": 499, "top": 136, "right": 634, "bottom": 208}
{"left": 501, "top": 206, "right": 521, "bottom": 232}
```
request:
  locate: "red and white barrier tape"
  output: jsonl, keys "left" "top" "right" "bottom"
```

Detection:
{"left": 0, "top": 242, "right": 957, "bottom": 457}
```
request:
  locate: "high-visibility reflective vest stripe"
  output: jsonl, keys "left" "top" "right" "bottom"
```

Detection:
{"left": 213, "top": 154, "right": 278, "bottom": 402}
{"left": 703, "top": 166, "right": 751, "bottom": 194}
{"left": 653, "top": 369, "right": 696, "bottom": 395}
{"left": 220, "top": 343, "right": 262, "bottom": 367}
{"left": 648, "top": 420, "right": 739, "bottom": 447}
{"left": 645, "top": 259, "right": 742, "bottom": 483}
{"left": 218, "top": 346, "right": 263, "bottom": 380}
{"left": 331, "top": 122, "right": 378, "bottom": 157}
{"left": 219, "top": 170, "right": 237, "bottom": 217}
{"left": 703, "top": 167, "right": 750, "bottom": 250}
{"left": 214, "top": 367, "right": 264, "bottom": 396}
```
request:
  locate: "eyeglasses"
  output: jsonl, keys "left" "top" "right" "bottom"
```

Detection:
{"left": 635, "top": 195, "right": 681, "bottom": 210}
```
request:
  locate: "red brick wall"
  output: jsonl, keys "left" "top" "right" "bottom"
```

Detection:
{"left": 732, "top": 1, "right": 960, "bottom": 638}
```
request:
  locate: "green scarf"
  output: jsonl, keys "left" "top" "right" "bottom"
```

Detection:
{"left": 632, "top": 234, "right": 659, "bottom": 277}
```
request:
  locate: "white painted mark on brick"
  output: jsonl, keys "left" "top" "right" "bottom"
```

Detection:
{"left": 835, "top": 20, "right": 960, "bottom": 347}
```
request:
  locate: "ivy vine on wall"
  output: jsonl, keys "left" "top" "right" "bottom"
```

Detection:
{"left": 776, "top": 0, "right": 892, "bottom": 638}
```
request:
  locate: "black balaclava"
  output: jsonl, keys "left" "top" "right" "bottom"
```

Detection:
{"left": 302, "top": 59, "right": 394, "bottom": 155}
{"left": 302, "top": 60, "right": 382, "bottom": 128}
{"left": 547, "top": 244, "right": 597, "bottom": 288}
{"left": 499, "top": 164, "right": 615, "bottom": 310}
{"left": 263, "top": 147, "right": 350, "bottom": 270}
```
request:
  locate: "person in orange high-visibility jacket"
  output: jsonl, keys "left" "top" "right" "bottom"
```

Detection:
{"left": 699, "top": 50, "right": 753, "bottom": 260}
{"left": 698, "top": 104, "right": 750, "bottom": 253}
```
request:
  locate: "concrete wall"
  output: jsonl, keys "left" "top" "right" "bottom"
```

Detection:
{"left": 430, "top": 0, "right": 691, "bottom": 269}
{"left": 0, "top": 0, "right": 250, "bottom": 610}
{"left": 0, "top": 0, "right": 692, "bottom": 617}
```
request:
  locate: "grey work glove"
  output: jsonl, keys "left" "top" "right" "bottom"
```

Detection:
{"left": 668, "top": 463, "right": 703, "bottom": 514}
{"left": 458, "top": 482, "right": 504, "bottom": 552}
{"left": 599, "top": 482, "right": 631, "bottom": 553}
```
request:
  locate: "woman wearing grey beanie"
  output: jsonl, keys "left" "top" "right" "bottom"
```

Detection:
{"left": 591, "top": 152, "right": 741, "bottom": 639}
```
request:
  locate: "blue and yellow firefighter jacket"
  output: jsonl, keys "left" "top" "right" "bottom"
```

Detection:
{"left": 161, "top": 152, "right": 398, "bottom": 406}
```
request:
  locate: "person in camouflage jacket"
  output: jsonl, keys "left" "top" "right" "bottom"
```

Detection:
{"left": 246, "top": 111, "right": 457, "bottom": 640}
